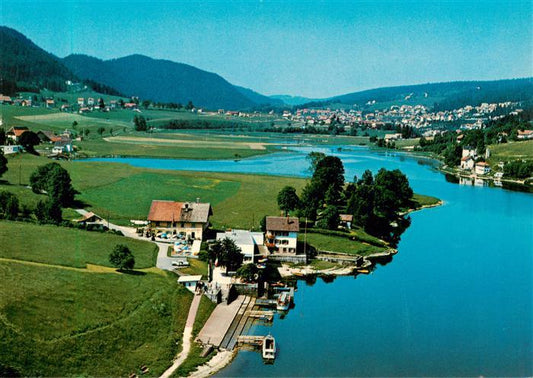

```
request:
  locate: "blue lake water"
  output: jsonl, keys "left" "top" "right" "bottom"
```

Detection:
{"left": 85, "top": 146, "right": 532, "bottom": 376}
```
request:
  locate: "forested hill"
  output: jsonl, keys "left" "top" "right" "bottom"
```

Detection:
{"left": 62, "top": 54, "right": 266, "bottom": 110}
{"left": 0, "top": 26, "right": 73, "bottom": 94}
{"left": 302, "top": 78, "right": 533, "bottom": 110}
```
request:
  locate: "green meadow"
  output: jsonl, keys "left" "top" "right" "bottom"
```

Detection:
{"left": 487, "top": 140, "right": 533, "bottom": 164}
{"left": 0, "top": 257, "right": 192, "bottom": 377}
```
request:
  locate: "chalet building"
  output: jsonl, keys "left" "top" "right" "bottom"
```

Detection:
{"left": 462, "top": 146, "right": 477, "bottom": 158}
{"left": 265, "top": 216, "right": 299, "bottom": 254}
{"left": 517, "top": 130, "right": 533, "bottom": 140}
{"left": 147, "top": 200, "right": 212, "bottom": 240}
{"left": 6, "top": 127, "right": 29, "bottom": 143}
{"left": 339, "top": 214, "right": 353, "bottom": 229}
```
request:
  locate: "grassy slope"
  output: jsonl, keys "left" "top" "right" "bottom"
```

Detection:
{"left": 487, "top": 140, "right": 533, "bottom": 164}
{"left": 0, "top": 225, "right": 192, "bottom": 376}
{"left": 301, "top": 232, "right": 386, "bottom": 256}
{"left": 0, "top": 221, "right": 157, "bottom": 268}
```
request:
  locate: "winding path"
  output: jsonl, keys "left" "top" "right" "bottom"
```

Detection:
{"left": 160, "top": 293, "right": 202, "bottom": 378}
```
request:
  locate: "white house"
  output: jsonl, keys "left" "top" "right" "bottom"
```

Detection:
{"left": 475, "top": 162, "right": 491, "bottom": 175}
{"left": 216, "top": 229, "right": 264, "bottom": 263}
{"left": 52, "top": 140, "right": 73, "bottom": 154}
{"left": 460, "top": 155, "right": 475, "bottom": 170}
{"left": 265, "top": 216, "right": 299, "bottom": 254}
{"left": 462, "top": 146, "right": 477, "bottom": 158}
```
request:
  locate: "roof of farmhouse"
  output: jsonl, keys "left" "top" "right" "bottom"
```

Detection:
{"left": 147, "top": 200, "right": 212, "bottom": 223}
{"left": 266, "top": 216, "right": 300, "bottom": 232}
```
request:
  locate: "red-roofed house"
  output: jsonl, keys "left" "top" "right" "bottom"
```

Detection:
{"left": 147, "top": 200, "right": 212, "bottom": 240}
{"left": 475, "top": 162, "right": 491, "bottom": 175}
{"left": 6, "top": 127, "right": 29, "bottom": 143}
{"left": 460, "top": 155, "right": 475, "bottom": 170}
{"left": 517, "top": 130, "right": 533, "bottom": 140}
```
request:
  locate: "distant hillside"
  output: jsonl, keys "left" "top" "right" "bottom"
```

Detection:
{"left": 234, "top": 86, "right": 284, "bottom": 106}
{"left": 0, "top": 26, "right": 73, "bottom": 94}
{"left": 63, "top": 54, "right": 267, "bottom": 110}
{"left": 269, "top": 94, "right": 314, "bottom": 106}
{"left": 314, "top": 78, "right": 533, "bottom": 110}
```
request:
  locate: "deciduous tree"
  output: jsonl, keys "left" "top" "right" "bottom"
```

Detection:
{"left": 109, "top": 244, "right": 135, "bottom": 271}
{"left": 277, "top": 186, "right": 300, "bottom": 216}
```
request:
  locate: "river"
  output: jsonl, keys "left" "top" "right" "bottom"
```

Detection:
{"left": 86, "top": 146, "right": 532, "bottom": 376}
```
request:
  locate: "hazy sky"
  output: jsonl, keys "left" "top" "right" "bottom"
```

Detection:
{"left": 2, "top": 0, "right": 532, "bottom": 98}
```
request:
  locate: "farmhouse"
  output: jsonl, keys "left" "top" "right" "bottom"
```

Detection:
{"left": 216, "top": 230, "right": 264, "bottom": 263}
{"left": 265, "top": 216, "right": 299, "bottom": 254}
{"left": 52, "top": 140, "right": 73, "bottom": 154}
{"left": 517, "top": 130, "right": 533, "bottom": 140}
{"left": 147, "top": 200, "right": 212, "bottom": 241}
{"left": 6, "top": 126, "right": 29, "bottom": 143}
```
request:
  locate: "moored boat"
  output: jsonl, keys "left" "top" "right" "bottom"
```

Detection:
{"left": 276, "top": 292, "right": 291, "bottom": 311}
{"left": 262, "top": 334, "right": 276, "bottom": 360}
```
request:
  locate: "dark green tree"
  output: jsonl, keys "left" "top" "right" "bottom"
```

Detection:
{"left": 236, "top": 263, "right": 259, "bottom": 282}
{"left": 0, "top": 191, "right": 19, "bottom": 220}
{"left": 316, "top": 205, "right": 340, "bottom": 230}
{"left": 34, "top": 198, "right": 62, "bottom": 224}
{"left": 306, "top": 151, "right": 326, "bottom": 173}
{"left": 277, "top": 186, "right": 300, "bottom": 216}
{"left": 109, "top": 244, "right": 135, "bottom": 271}
{"left": 18, "top": 131, "right": 40, "bottom": 154}
{"left": 97, "top": 126, "right": 106, "bottom": 136}
{"left": 186, "top": 100, "right": 194, "bottom": 110}
{"left": 30, "top": 162, "right": 77, "bottom": 207}
{"left": 374, "top": 168, "right": 413, "bottom": 219}
{"left": 0, "top": 150, "right": 7, "bottom": 178}
{"left": 133, "top": 115, "right": 147, "bottom": 131}
{"left": 0, "top": 128, "right": 6, "bottom": 145}
{"left": 209, "top": 237, "right": 243, "bottom": 274}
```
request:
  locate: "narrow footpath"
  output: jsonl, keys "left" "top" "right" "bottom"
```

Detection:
{"left": 160, "top": 293, "right": 202, "bottom": 378}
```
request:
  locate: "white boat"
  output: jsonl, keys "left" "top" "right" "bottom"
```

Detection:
{"left": 276, "top": 292, "right": 291, "bottom": 311}
{"left": 262, "top": 334, "right": 276, "bottom": 360}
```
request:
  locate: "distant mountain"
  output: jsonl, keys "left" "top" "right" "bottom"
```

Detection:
{"left": 233, "top": 86, "right": 284, "bottom": 106}
{"left": 0, "top": 26, "right": 73, "bottom": 93}
{"left": 63, "top": 54, "right": 270, "bottom": 110}
{"left": 318, "top": 78, "right": 533, "bottom": 110}
{"left": 269, "top": 94, "right": 314, "bottom": 106}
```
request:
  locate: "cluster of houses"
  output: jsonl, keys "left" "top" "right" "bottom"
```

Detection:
{"left": 1, "top": 126, "right": 74, "bottom": 157}
{"left": 144, "top": 199, "right": 308, "bottom": 264}
{"left": 281, "top": 101, "right": 521, "bottom": 133}
{"left": 459, "top": 146, "right": 491, "bottom": 175}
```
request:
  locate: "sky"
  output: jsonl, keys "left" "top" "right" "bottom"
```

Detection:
{"left": 1, "top": 0, "right": 532, "bottom": 98}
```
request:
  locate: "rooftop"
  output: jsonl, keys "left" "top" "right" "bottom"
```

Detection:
{"left": 266, "top": 216, "right": 300, "bottom": 232}
{"left": 147, "top": 200, "right": 212, "bottom": 223}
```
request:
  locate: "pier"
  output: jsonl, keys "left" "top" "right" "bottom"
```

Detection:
{"left": 237, "top": 335, "right": 266, "bottom": 346}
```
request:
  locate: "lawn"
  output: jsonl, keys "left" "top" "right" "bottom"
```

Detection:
{"left": 301, "top": 231, "right": 387, "bottom": 256}
{"left": 0, "top": 221, "right": 158, "bottom": 268}
{"left": 0, "top": 259, "right": 192, "bottom": 377}
{"left": 179, "top": 258, "right": 209, "bottom": 278}
{"left": 411, "top": 193, "right": 441, "bottom": 208}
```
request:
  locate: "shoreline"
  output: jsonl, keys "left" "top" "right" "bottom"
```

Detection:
{"left": 187, "top": 350, "right": 237, "bottom": 378}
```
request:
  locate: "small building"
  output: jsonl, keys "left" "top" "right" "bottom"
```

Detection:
{"left": 37, "top": 130, "right": 62, "bottom": 144}
{"left": 0, "top": 95, "right": 13, "bottom": 104}
{"left": 177, "top": 275, "right": 203, "bottom": 292}
{"left": 265, "top": 216, "right": 299, "bottom": 254}
{"left": 6, "top": 126, "right": 29, "bottom": 143}
{"left": 77, "top": 98, "right": 85, "bottom": 106}
{"left": 462, "top": 146, "right": 477, "bottom": 158}
{"left": 460, "top": 155, "right": 475, "bottom": 170}
{"left": 52, "top": 140, "right": 73, "bottom": 154}
{"left": 147, "top": 200, "right": 212, "bottom": 241}
{"left": 75, "top": 211, "right": 104, "bottom": 226}
{"left": 517, "top": 130, "right": 533, "bottom": 140}
{"left": 0, "top": 145, "right": 22, "bottom": 155}
{"left": 339, "top": 214, "right": 353, "bottom": 229}
{"left": 216, "top": 230, "right": 264, "bottom": 263}
{"left": 384, "top": 133, "right": 402, "bottom": 141}
{"left": 475, "top": 162, "right": 491, "bottom": 175}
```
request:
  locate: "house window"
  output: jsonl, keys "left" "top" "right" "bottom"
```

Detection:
{"left": 181, "top": 223, "right": 185, "bottom": 228}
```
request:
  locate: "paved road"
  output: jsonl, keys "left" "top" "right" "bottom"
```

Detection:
{"left": 75, "top": 209, "right": 177, "bottom": 271}
{"left": 160, "top": 293, "right": 202, "bottom": 378}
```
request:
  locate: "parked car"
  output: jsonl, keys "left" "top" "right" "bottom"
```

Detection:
{"left": 172, "top": 260, "right": 190, "bottom": 267}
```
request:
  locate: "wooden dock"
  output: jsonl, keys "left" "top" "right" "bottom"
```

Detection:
{"left": 248, "top": 310, "right": 274, "bottom": 321}
{"left": 255, "top": 298, "right": 277, "bottom": 307}
{"left": 237, "top": 335, "right": 265, "bottom": 347}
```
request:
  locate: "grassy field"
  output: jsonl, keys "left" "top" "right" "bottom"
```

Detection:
{"left": 487, "top": 140, "right": 533, "bottom": 164}
{"left": 301, "top": 232, "right": 387, "bottom": 256}
{"left": 0, "top": 221, "right": 192, "bottom": 376}
{"left": 0, "top": 221, "right": 157, "bottom": 268}
{"left": 411, "top": 193, "right": 441, "bottom": 208}
{"left": 180, "top": 259, "right": 209, "bottom": 278}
